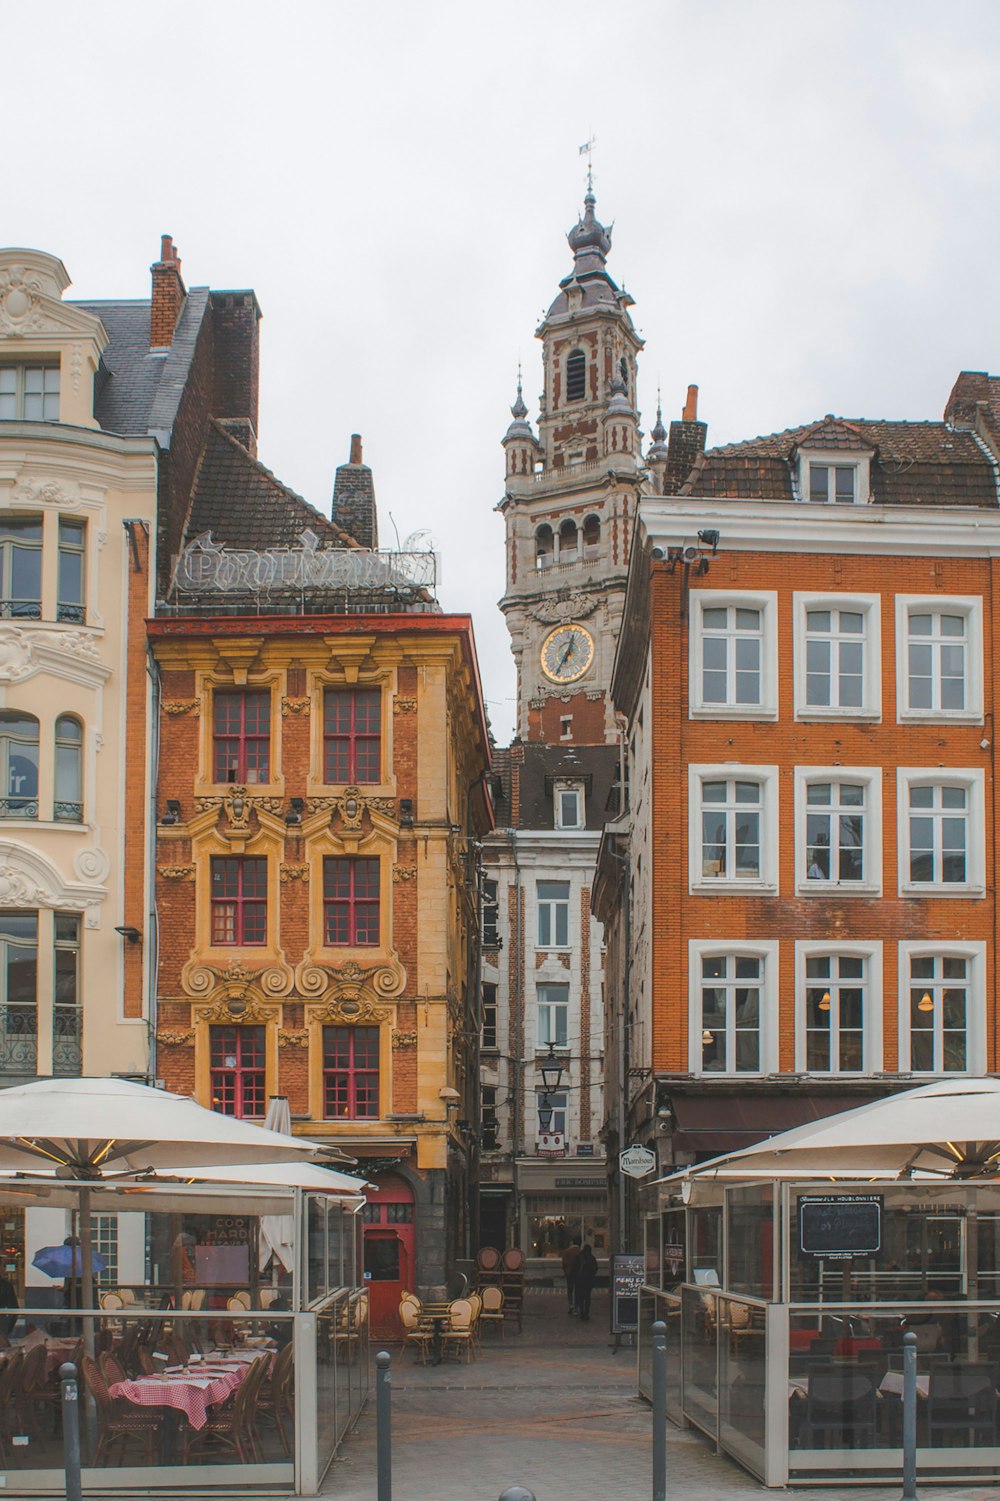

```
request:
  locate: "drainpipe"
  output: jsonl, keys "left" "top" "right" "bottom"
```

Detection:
{"left": 509, "top": 829, "right": 522, "bottom": 1250}
{"left": 145, "top": 647, "right": 162, "bottom": 1083}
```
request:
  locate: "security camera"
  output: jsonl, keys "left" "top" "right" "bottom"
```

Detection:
{"left": 650, "top": 545, "right": 666, "bottom": 560}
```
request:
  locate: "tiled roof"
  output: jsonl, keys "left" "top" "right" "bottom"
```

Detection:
{"left": 491, "top": 742, "right": 619, "bottom": 832}
{"left": 676, "top": 418, "right": 998, "bottom": 508}
{"left": 72, "top": 292, "right": 208, "bottom": 438}
{"left": 183, "top": 420, "right": 359, "bottom": 551}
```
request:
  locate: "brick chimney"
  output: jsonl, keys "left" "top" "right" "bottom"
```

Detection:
{"left": 331, "top": 435, "right": 379, "bottom": 549}
{"left": 150, "top": 234, "right": 186, "bottom": 348}
{"left": 665, "top": 385, "right": 708, "bottom": 494}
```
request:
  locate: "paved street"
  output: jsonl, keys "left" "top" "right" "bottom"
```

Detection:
{"left": 322, "top": 1291, "right": 996, "bottom": 1501}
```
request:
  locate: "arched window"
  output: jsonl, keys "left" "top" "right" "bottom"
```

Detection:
{"left": 535, "top": 524, "right": 554, "bottom": 570}
{"left": 583, "top": 514, "right": 601, "bottom": 559}
{"left": 565, "top": 350, "right": 586, "bottom": 404}
{"left": 54, "top": 716, "right": 83, "bottom": 823}
{"left": 559, "top": 519, "right": 578, "bottom": 564}
{"left": 619, "top": 355, "right": 629, "bottom": 394}
{"left": 0, "top": 712, "right": 38, "bottom": 819}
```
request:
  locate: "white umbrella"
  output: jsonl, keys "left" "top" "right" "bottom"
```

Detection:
{"left": 260, "top": 1095, "right": 296, "bottom": 1274}
{"left": 676, "top": 1078, "right": 1000, "bottom": 1181}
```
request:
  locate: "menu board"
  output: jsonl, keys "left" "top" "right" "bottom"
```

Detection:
{"left": 611, "top": 1252, "right": 645, "bottom": 1334}
{"left": 798, "top": 1195, "right": 882, "bottom": 1259}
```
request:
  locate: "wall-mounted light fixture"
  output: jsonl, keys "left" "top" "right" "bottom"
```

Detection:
{"left": 399, "top": 798, "right": 414, "bottom": 829}
{"left": 540, "top": 1043, "right": 564, "bottom": 1094}
{"left": 161, "top": 799, "right": 182, "bottom": 825}
{"left": 285, "top": 796, "right": 305, "bottom": 826}
{"left": 114, "top": 925, "right": 142, "bottom": 944}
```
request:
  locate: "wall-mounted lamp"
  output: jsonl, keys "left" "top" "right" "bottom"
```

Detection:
{"left": 818, "top": 991, "right": 832, "bottom": 1012}
{"left": 540, "top": 1043, "right": 564, "bottom": 1094}
{"left": 918, "top": 991, "right": 935, "bottom": 1013}
{"left": 537, "top": 1098, "right": 554, "bottom": 1132}
{"left": 114, "top": 926, "right": 142, "bottom": 944}
{"left": 399, "top": 798, "right": 414, "bottom": 829}
{"left": 161, "top": 799, "right": 182, "bottom": 825}
{"left": 438, "top": 1086, "right": 460, "bottom": 1111}
{"left": 285, "top": 797, "right": 305, "bottom": 826}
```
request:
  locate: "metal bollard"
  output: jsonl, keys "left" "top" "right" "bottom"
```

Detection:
{"left": 376, "top": 1349, "right": 392, "bottom": 1501}
{"left": 652, "top": 1319, "right": 667, "bottom": 1501}
{"left": 498, "top": 1489, "right": 537, "bottom": 1501}
{"left": 60, "top": 1362, "right": 82, "bottom": 1501}
{"left": 901, "top": 1330, "right": 918, "bottom": 1501}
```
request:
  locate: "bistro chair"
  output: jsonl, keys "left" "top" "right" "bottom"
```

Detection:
{"left": 400, "top": 1301, "right": 434, "bottom": 1365}
{"left": 256, "top": 1340, "right": 294, "bottom": 1457}
{"left": 183, "top": 1353, "right": 268, "bottom": 1466}
{"left": 467, "top": 1292, "right": 483, "bottom": 1349}
{"left": 441, "top": 1299, "right": 475, "bottom": 1364}
{"left": 98, "top": 1351, "right": 128, "bottom": 1389}
{"left": 802, "top": 1371, "right": 877, "bottom": 1450}
{"left": 928, "top": 1362, "right": 999, "bottom": 1447}
{"left": 479, "top": 1284, "right": 505, "bottom": 1337}
{"left": 82, "top": 1353, "right": 162, "bottom": 1467}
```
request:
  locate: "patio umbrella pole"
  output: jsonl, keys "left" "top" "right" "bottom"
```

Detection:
{"left": 78, "top": 1185, "right": 98, "bottom": 1455}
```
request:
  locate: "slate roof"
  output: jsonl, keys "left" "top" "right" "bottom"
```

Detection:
{"left": 675, "top": 418, "right": 998, "bottom": 508}
{"left": 492, "top": 743, "right": 620, "bottom": 832}
{"left": 183, "top": 420, "right": 358, "bottom": 552}
{"left": 72, "top": 292, "right": 208, "bottom": 439}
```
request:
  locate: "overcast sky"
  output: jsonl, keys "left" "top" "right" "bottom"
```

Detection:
{"left": 11, "top": 1, "right": 1000, "bottom": 743}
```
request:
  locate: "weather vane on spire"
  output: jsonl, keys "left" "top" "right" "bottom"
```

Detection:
{"left": 578, "top": 134, "right": 596, "bottom": 194}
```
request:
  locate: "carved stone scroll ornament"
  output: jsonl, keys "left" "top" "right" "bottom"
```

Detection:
{"left": 311, "top": 993, "right": 392, "bottom": 1027}
{"left": 280, "top": 864, "right": 310, "bottom": 883}
{"left": 0, "top": 265, "right": 45, "bottom": 333}
{"left": 393, "top": 698, "right": 417, "bottom": 715}
{"left": 182, "top": 956, "right": 293, "bottom": 1001}
{"left": 281, "top": 697, "right": 310, "bottom": 716}
{"left": 162, "top": 700, "right": 201, "bottom": 717}
{"left": 391, "top": 1030, "right": 417, "bottom": 1049}
{"left": 277, "top": 1028, "right": 309, "bottom": 1048}
{"left": 193, "top": 994, "right": 280, "bottom": 1027}
{"left": 295, "top": 956, "right": 406, "bottom": 1004}
{"left": 392, "top": 865, "right": 417, "bottom": 883}
{"left": 158, "top": 865, "right": 194, "bottom": 880}
{"left": 531, "top": 594, "right": 599, "bottom": 625}
{"left": 11, "top": 477, "right": 83, "bottom": 512}
{"left": 158, "top": 1029, "right": 195, "bottom": 1047}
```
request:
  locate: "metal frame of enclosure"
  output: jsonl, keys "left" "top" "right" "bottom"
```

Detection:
{"left": 639, "top": 1175, "right": 1000, "bottom": 1486}
{"left": 1, "top": 1179, "right": 368, "bottom": 1495}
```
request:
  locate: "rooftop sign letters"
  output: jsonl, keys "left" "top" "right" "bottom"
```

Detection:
{"left": 173, "top": 530, "right": 439, "bottom": 596}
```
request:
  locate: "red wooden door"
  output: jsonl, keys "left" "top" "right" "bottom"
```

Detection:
{"left": 363, "top": 1175, "right": 415, "bottom": 1338}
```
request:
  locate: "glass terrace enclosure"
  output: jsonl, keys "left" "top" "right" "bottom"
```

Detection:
{"left": 0, "top": 1179, "right": 367, "bottom": 1494}
{"left": 639, "top": 1177, "right": 1000, "bottom": 1486}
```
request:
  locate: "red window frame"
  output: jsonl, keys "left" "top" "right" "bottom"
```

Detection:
{"left": 323, "top": 689, "right": 381, "bottom": 784}
{"left": 323, "top": 1025, "right": 379, "bottom": 1119}
{"left": 209, "top": 1025, "right": 265, "bottom": 1118}
{"left": 210, "top": 857, "right": 267, "bottom": 945}
{"left": 213, "top": 691, "right": 271, "bottom": 785}
{"left": 323, "top": 858, "right": 379, "bottom": 946}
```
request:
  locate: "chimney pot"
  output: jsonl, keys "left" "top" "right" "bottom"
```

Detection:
{"left": 160, "top": 234, "right": 174, "bottom": 262}
{"left": 349, "top": 434, "right": 363, "bottom": 466}
{"left": 683, "top": 384, "right": 699, "bottom": 423}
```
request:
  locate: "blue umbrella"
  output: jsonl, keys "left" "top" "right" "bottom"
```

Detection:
{"left": 32, "top": 1243, "right": 107, "bottom": 1279}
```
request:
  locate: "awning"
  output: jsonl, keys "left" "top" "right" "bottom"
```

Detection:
{"left": 671, "top": 1092, "right": 882, "bottom": 1156}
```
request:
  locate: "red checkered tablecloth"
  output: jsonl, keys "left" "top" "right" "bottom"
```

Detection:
{"left": 109, "top": 1365, "right": 245, "bottom": 1430}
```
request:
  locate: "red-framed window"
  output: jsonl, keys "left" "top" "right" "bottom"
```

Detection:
{"left": 323, "top": 858, "right": 379, "bottom": 946}
{"left": 210, "top": 857, "right": 267, "bottom": 945}
{"left": 210, "top": 1025, "right": 265, "bottom": 1117}
{"left": 323, "top": 689, "right": 381, "bottom": 784}
{"left": 323, "top": 1025, "right": 379, "bottom": 1119}
{"left": 213, "top": 691, "right": 270, "bottom": 785}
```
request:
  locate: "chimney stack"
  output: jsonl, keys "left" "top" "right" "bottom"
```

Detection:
{"left": 664, "top": 384, "right": 708, "bottom": 495}
{"left": 682, "top": 384, "right": 699, "bottom": 423}
{"left": 332, "top": 435, "right": 379, "bottom": 549}
{"left": 150, "top": 233, "right": 186, "bottom": 348}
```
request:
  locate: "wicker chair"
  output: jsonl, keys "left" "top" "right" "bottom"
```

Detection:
{"left": 82, "top": 1353, "right": 162, "bottom": 1466}
{"left": 256, "top": 1341, "right": 294, "bottom": 1455}
{"left": 441, "top": 1299, "right": 475, "bottom": 1364}
{"left": 479, "top": 1284, "right": 505, "bottom": 1337}
{"left": 400, "top": 1300, "right": 434, "bottom": 1364}
{"left": 183, "top": 1353, "right": 268, "bottom": 1465}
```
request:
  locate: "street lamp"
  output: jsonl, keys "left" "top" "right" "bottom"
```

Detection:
{"left": 540, "top": 1042, "right": 564, "bottom": 1094}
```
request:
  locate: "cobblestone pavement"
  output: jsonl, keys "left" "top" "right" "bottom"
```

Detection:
{"left": 321, "top": 1290, "right": 996, "bottom": 1501}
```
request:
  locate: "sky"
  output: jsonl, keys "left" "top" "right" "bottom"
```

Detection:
{"left": 10, "top": 0, "right": 1000, "bottom": 743}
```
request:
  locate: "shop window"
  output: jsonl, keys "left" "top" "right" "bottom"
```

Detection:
{"left": 54, "top": 716, "right": 83, "bottom": 822}
{"left": 323, "top": 857, "right": 380, "bottom": 946}
{"left": 0, "top": 712, "right": 38, "bottom": 819}
{"left": 213, "top": 691, "right": 270, "bottom": 785}
{"left": 52, "top": 913, "right": 81, "bottom": 1076}
{"left": 323, "top": 1024, "right": 380, "bottom": 1119}
{"left": 210, "top": 1025, "right": 265, "bottom": 1117}
{"left": 210, "top": 857, "right": 267, "bottom": 945}
{"left": 0, "top": 516, "right": 42, "bottom": 620}
{"left": 0, "top": 913, "right": 37, "bottom": 1077}
{"left": 323, "top": 688, "right": 381, "bottom": 784}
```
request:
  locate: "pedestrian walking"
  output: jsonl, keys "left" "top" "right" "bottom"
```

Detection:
{"left": 574, "top": 1243, "right": 598, "bottom": 1322}
{"left": 562, "top": 1239, "right": 581, "bottom": 1314}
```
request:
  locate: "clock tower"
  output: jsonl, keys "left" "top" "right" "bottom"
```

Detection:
{"left": 498, "top": 187, "right": 645, "bottom": 746}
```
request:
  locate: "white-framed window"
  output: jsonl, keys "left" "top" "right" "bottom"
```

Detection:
{"left": 898, "top": 942, "right": 985, "bottom": 1075}
{"left": 689, "top": 591, "right": 778, "bottom": 719}
{"left": 536, "top": 1088, "right": 568, "bottom": 1136}
{"left": 0, "top": 364, "right": 60, "bottom": 422}
{"left": 797, "top": 449, "right": 870, "bottom": 505}
{"left": 795, "top": 942, "right": 882, "bottom": 1075}
{"left": 537, "top": 881, "right": 570, "bottom": 948}
{"left": 689, "top": 765, "right": 779, "bottom": 893}
{"left": 794, "top": 768, "right": 882, "bottom": 895}
{"left": 537, "top": 983, "right": 569, "bottom": 1050}
{"left": 793, "top": 594, "right": 880, "bottom": 719}
{"left": 896, "top": 596, "right": 983, "bottom": 722}
{"left": 896, "top": 769, "right": 984, "bottom": 897}
{"left": 689, "top": 940, "right": 778, "bottom": 1076}
{"left": 554, "top": 783, "right": 583, "bottom": 829}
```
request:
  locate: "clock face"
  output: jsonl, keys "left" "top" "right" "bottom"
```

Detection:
{"left": 540, "top": 623, "right": 595, "bottom": 683}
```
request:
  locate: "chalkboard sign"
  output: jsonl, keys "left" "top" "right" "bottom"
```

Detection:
{"left": 799, "top": 1195, "right": 882, "bottom": 1259}
{"left": 611, "top": 1252, "right": 645, "bottom": 1334}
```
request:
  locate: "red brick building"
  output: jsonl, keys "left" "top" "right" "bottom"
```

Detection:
{"left": 597, "top": 378, "right": 1000, "bottom": 1247}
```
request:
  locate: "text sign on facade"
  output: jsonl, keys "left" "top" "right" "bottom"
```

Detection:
{"left": 798, "top": 1195, "right": 883, "bottom": 1259}
{"left": 619, "top": 1144, "right": 657, "bottom": 1179}
{"left": 611, "top": 1252, "right": 646, "bottom": 1334}
{"left": 173, "top": 529, "right": 439, "bottom": 595}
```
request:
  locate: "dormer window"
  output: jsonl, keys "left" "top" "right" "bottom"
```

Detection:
{"left": 565, "top": 349, "right": 586, "bottom": 403}
{"left": 555, "top": 782, "right": 584, "bottom": 829}
{"left": 0, "top": 365, "right": 59, "bottom": 422}
{"left": 809, "top": 463, "right": 856, "bottom": 504}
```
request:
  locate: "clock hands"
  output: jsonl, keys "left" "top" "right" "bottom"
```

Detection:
{"left": 558, "top": 638, "right": 576, "bottom": 668}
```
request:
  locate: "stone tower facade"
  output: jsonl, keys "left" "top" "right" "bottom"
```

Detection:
{"left": 498, "top": 190, "right": 644, "bottom": 746}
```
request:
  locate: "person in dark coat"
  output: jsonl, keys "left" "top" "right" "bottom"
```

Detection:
{"left": 0, "top": 1273, "right": 17, "bottom": 1337}
{"left": 561, "top": 1240, "right": 581, "bottom": 1315}
{"left": 574, "top": 1244, "right": 598, "bottom": 1322}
